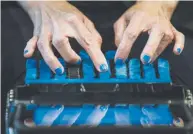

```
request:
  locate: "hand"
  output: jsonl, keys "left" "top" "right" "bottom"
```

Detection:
{"left": 114, "top": 1, "right": 185, "bottom": 64}
{"left": 20, "top": 1, "right": 108, "bottom": 75}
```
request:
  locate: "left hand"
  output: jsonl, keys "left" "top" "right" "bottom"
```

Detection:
{"left": 114, "top": 1, "right": 185, "bottom": 64}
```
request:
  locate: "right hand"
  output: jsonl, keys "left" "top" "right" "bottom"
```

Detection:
{"left": 21, "top": 1, "right": 108, "bottom": 75}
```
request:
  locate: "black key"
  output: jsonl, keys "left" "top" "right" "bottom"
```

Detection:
{"left": 66, "top": 64, "right": 81, "bottom": 79}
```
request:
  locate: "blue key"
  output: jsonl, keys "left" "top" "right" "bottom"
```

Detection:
{"left": 129, "top": 59, "right": 141, "bottom": 79}
{"left": 39, "top": 60, "right": 51, "bottom": 79}
{"left": 158, "top": 58, "right": 171, "bottom": 81}
{"left": 114, "top": 104, "right": 131, "bottom": 125}
{"left": 141, "top": 104, "right": 173, "bottom": 125}
{"left": 26, "top": 59, "right": 37, "bottom": 80}
{"left": 143, "top": 63, "right": 156, "bottom": 80}
{"left": 115, "top": 61, "right": 127, "bottom": 79}
{"left": 82, "top": 60, "right": 95, "bottom": 79}
{"left": 34, "top": 105, "right": 63, "bottom": 126}
{"left": 100, "top": 106, "right": 115, "bottom": 125}
{"left": 53, "top": 106, "right": 82, "bottom": 126}
{"left": 25, "top": 51, "right": 172, "bottom": 84}
{"left": 129, "top": 105, "right": 143, "bottom": 125}
{"left": 105, "top": 51, "right": 116, "bottom": 60}
{"left": 74, "top": 104, "right": 95, "bottom": 125}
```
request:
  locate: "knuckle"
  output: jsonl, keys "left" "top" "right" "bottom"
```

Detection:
{"left": 83, "top": 44, "right": 91, "bottom": 52}
{"left": 115, "top": 38, "right": 120, "bottom": 46}
{"left": 118, "top": 48, "right": 125, "bottom": 54}
{"left": 37, "top": 40, "right": 44, "bottom": 50}
{"left": 178, "top": 31, "right": 185, "bottom": 38}
{"left": 26, "top": 40, "right": 32, "bottom": 46}
{"left": 154, "top": 25, "right": 164, "bottom": 36}
{"left": 125, "top": 31, "right": 138, "bottom": 39}
{"left": 89, "top": 21, "right": 95, "bottom": 27}
{"left": 165, "top": 31, "right": 174, "bottom": 41}
{"left": 66, "top": 14, "right": 79, "bottom": 23}
{"left": 46, "top": 56, "right": 55, "bottom": 65}
{"left": 83, "top": 34, "right": 93, "bottom": 45}
{"left": 53, "top": 38, "right": 63, "bottom": 46}
{"left": 158, "top": 31, "right": 164, "bottom": 37}
{"left": 96, "top": 35, "right": 102, "bottom": 44}
{"left": 53, "top": 37, "right": 68, "bottom": 49}
{"left": 47, "top": 32, "right": 52, "bottom": 41}
{"left": 118, "top": 43, "right": 128, "bottom": 52}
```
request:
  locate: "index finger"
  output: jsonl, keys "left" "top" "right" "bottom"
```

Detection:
{"left": 70, "top": 16, "right": 108, "bottom": 72}
{"left": 140, "top": 26, "right": 164, "bottom": 64}
{"left": 114, "top": 17, "right": 143, "bottom": 62}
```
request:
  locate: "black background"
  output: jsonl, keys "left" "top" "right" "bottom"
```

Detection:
{"left": 1, "top": 1, "right": 193, "bottom": 134}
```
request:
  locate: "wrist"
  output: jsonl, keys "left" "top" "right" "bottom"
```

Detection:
{"left": 18, "top": 1, "right": 40, "bottom": 10}
{"left": 136, "top": 1, "right": 178, "bottom": 19}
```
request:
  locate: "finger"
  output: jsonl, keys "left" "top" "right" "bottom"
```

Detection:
{"left": 151, "top": 29, "right": 174, "bottom": 62}
{"left": 24, "top": 118, "right": 36, "bottom": 127}
{"left": 114, "top": 15, "right": 127, "bottom": 46}
{"left": 37, "top": 34, "right": 64, "bottom": 75}
{"left": 75, "top": 35, "right": 108, "bottom": 72}
{"left": 24, "top": 6, "right": 41, "bottom": 58}
{"left": 52, "top": 36, "right": 81, "bottom": 64}
{"left": 114, "top": 17, "right": 143, "bottom": 62}
{"left": 24, "top": 36, "right": 38, "bottom": 58}
{"left": 84, "top": 17, "right": 102, "bottom": 46}
{"left": 151, "top": 39, "right": 170, "bottom": 62}
{"left": 70, "top": 17, "right": 108, "bottom": 72}
{"left": 140, "top": 26, "right": 164, "bottom": 64}
{"left": 172, "top": 27, "right": 185, "bottom": 55}
{"left": 37, "top": 11, "right": 64, "bottom": 75}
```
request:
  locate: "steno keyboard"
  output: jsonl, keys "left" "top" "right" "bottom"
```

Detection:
{"left": 5, "top": 51, "right": 193, "bottom": 134}
{"left": 25, "top": 51, "right": 171, "bottom": 84}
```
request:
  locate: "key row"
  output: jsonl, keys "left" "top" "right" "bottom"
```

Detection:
{"left": 31, "top": 104, "right": 174, "bottom": 126}
{"left": 25, "top": 51, "right": 171, "bottom": 84}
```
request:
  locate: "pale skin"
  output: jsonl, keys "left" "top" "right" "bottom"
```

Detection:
{"left": 19, "top": 1, "right": 185, "bottom": 75}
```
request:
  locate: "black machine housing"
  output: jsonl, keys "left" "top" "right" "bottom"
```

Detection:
{"left": 5, "top": 55, "right": 193, "bottom": 134}
{"left": 5, "top": 80, "right": 193, "bottom": 134}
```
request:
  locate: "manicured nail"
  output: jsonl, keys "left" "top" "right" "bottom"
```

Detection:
{"left": 55, "top": 67, "right": 63, "bottom": 75}
{"left": 24, "top": 50, "right": 28, "bottom": 54}
{"left": 24, "top": 118, "right": 36, "bottom": 127}
{"left": 177, "top": 48, "right": 181, "bottom": 54}
{"left": 99, "top": 64, "right": 108, "bottom": 72}
{"left": 115, "top": 58, "right": 124, "bottom": 65}
{"left": 100, "top": 105, "right": 108, "bottom": 111}
{"left": 173, "top": 117, "right": 184, "bottom": 127}
{"left": 75, "top": 59, "right": 81, "bottom": 65}
{"left": 143, "top": 54, "right": 151, "bottom": 64}
{"left": 140, "top": 117, "right": 151, "bottom": 126}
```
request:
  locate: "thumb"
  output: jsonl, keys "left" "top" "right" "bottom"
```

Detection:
{"left": 24, "top": 36, "right": 38, "bottom": 58}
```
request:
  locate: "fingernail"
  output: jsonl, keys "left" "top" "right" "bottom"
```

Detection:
{"left": 75, "top": 59, "right": 81, "bottom": 65}
{"left": 140, "top": 117, "right": 151, "bottom": 126}
{"left": 24, "top": 50, "right": 28, "bottom": 54}
{"left": 143, "top": 54, "right": 151, "bottom": 64}
{"left": 55, "top": 67, "right": 63, "bottom": 75}
{"left": 173, "top": 117, "right": 184, "bottom": 127}
{"left": 177, "top": 48, "right": 181, "bottom": 54}
{"left": 99, "top": 64, "right": 108, "bottom": 72}
{"left": 100, "top": 105, "right": 108, "bottom": 111}
{"left": 176, "top": 118, "right": 180, "bottom": 123}
{"left": 24, "top": 118, "right": 36, "bottom": 127}
{"left": 115, "top": 58, "right": 124, "bottom": 65}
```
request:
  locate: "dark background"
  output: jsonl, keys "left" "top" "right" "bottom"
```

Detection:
{"left": 1, "top": 1, "right": 193, "bottom": 134}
